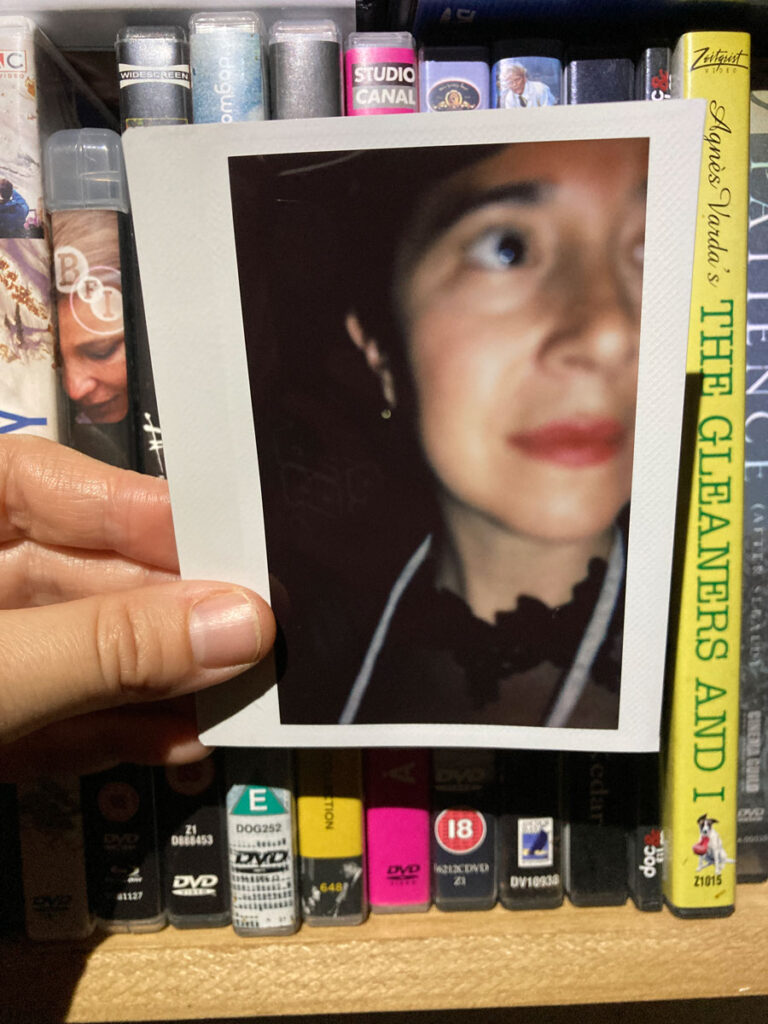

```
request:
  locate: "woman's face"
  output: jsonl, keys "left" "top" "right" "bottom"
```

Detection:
{"left": 397, "top": 138, "right": 646, "bottom": 544}
{"left": 58, "top": 268, "right": 127, "bottom": 424}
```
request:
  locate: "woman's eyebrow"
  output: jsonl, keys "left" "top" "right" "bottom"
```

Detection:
{"left": 77, "top": 332, "right": 124, "bottom": 352}
{"left": 427, "top": 180, "right": 550, "bottom": 240}
{"left": 397, "top": 180, "right": 550, "bottom": 278}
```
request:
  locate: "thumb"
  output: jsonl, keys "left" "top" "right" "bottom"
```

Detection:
{"left": 0, "top": 580, "right": 275, "bottom": 744}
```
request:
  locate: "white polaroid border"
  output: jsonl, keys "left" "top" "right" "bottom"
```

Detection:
{"left": 123, "top": 100, "right": 705, "bottom": 752}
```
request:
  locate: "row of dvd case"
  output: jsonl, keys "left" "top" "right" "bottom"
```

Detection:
{"left": 110, "top": 14, "right": 766, "bottom": 921}
{"left": 1, "top": 747, "right": 666, "bottom": 938}
{"left": 114, "top": 19, "right": 673, "bottom": 125}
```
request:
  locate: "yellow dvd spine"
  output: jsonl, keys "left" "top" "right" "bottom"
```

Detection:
{"left": 297, "top": 749, "right": 364, "bottom": 859}
{"left": 664, "top": 32, "right": 751, "bottom": 916}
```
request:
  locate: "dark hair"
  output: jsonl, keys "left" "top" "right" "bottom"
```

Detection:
{"left": 239, "top": 144, "right": 504, "bottom": 345}
{"left": 231, "top": 145, "right": 503, "bottom": 424}
{"left": 0, "top": 178, "right": 13, "bottom": 201}
{"left": 230, "top": 146, "right": 504, "bottom": 566}
{"left": 261, "top": 145, "right": 508, "bottom": 421}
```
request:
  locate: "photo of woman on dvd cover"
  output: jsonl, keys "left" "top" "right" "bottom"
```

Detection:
{"left": 51, "top": 208, "right": 133, "bottom": 470}
{"left": 229, "top": 135, "right": 648, "bottom": 729}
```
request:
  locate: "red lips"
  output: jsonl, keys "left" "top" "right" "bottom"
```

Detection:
{"left": 508, "top": 419, "right": 627, "bottom": 467}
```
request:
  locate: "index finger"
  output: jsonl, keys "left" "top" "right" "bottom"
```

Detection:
{"left": 0, "top": 435, "right": 179, "bottom": 571}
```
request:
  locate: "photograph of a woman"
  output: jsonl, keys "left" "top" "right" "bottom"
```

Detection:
{"left": 53, "top": 209, "right": 129, "bottom": 427}
{"left": 51, "top": 207, "right": 133, "bottom": 470}
{"left": 229, "top": 135, "right": 648, "bottom": 730}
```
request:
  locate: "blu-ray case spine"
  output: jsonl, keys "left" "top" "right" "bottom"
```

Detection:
{"left": 269, "top": 19, "right": 342, "bottom": 120}
{"left": 189, "top": 11, "right": 267, "bottom": 125}
{"left": 634, "top": 46, "right": 671, "bottom": 102}
{"left": 115, "top": 25, "right": 191, "bottom": 129}
{"left": 564, "top": 55, "right": 634, "bottom": 103}
{"left": 344, "top": 31, "right": 417, "bottom": 114}
{"left": 418, "top": 45, "right": 489, "bottom": 112}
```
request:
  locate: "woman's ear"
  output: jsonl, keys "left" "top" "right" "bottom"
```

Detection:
{"left": 345, "top": 311, "right": 397, "bottom": 410}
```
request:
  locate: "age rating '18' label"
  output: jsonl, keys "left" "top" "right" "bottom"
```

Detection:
{"left": 434, "top": 809, "right": 486, "bottom": 854}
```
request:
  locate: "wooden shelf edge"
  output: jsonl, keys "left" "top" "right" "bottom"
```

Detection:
{"left": 2, "top": 882, "right": 766, "bottom": 1021}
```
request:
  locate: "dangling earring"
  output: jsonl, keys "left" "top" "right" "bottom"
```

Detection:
{"left": 344, "top": 312, "right": 397, "bottom": 420}
{"left": 379, "top": 366, "right": 396, "bottom": 420}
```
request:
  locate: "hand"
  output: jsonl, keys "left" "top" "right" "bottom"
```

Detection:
{"left": 0, "top": 435, "right": 275, "bottom": 780}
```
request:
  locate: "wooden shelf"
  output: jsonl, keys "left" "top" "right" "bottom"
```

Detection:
{"left": 2, "top": 883, "right": 766, "bottom": 1022}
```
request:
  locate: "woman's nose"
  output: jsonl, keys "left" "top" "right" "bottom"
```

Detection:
{"left": 64, "top": 361, "right": 97, "bottom": 402}
{"left": 541, "top": 265, "right": 639, "bottom": 375}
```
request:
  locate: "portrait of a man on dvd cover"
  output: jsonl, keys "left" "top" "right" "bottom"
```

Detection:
{"left": 495, "top": 60, "right": 559, "bottom": 108}
{"left": 229, "top": 135, "right": 648, "bottom": 730}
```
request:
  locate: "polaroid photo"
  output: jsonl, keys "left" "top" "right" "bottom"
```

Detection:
{"left": 123, "top": 100, "right": 705, "bottom": 751}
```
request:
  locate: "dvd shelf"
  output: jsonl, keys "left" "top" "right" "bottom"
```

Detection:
{"left": 2, "top": 888, "right": 767, "bottom": 1020}
{"left": 1, "top": 0, "right": 767, "bottom": 1021}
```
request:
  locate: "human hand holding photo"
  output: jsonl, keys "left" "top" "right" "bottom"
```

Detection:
{"left": 0, "top": 434, "right": 275, "bottom": 780}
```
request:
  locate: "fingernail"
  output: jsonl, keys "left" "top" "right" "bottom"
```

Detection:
{"left": 189, "top": 592, "right": 262, "bottom": 669}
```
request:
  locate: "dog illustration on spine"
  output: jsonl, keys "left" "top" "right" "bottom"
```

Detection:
{"left": 692, "top": 815, "right": 734, "bottom": 875}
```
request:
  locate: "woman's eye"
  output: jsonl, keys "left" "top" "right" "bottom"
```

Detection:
{"left": 464, "top": 228, "right": 527, "bottom": 271}
{"left": 85, "top": 338, "right": 123, "bottom": 361}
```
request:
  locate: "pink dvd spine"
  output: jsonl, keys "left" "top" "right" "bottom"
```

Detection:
{"left": 344, "top": 45, "right": 417, "bottom": 115}
{"left": 364, "top": 748, "right": 431, "bottom": 911}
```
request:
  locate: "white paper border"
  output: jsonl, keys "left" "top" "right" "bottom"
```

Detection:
{"left": 123, "top": 100, "right": 705, "bottom": 752}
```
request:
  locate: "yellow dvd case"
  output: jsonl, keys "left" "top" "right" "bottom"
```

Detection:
{"left": 296, "top": 749, "right": 367, "bottom": 924}
{"left": 664, "top": 31, "right": 751, "bottom": 916}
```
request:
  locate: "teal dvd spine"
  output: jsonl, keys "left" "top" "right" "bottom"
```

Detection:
{"left": 189, "top": 11, "right": 267, "bottom": 124}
